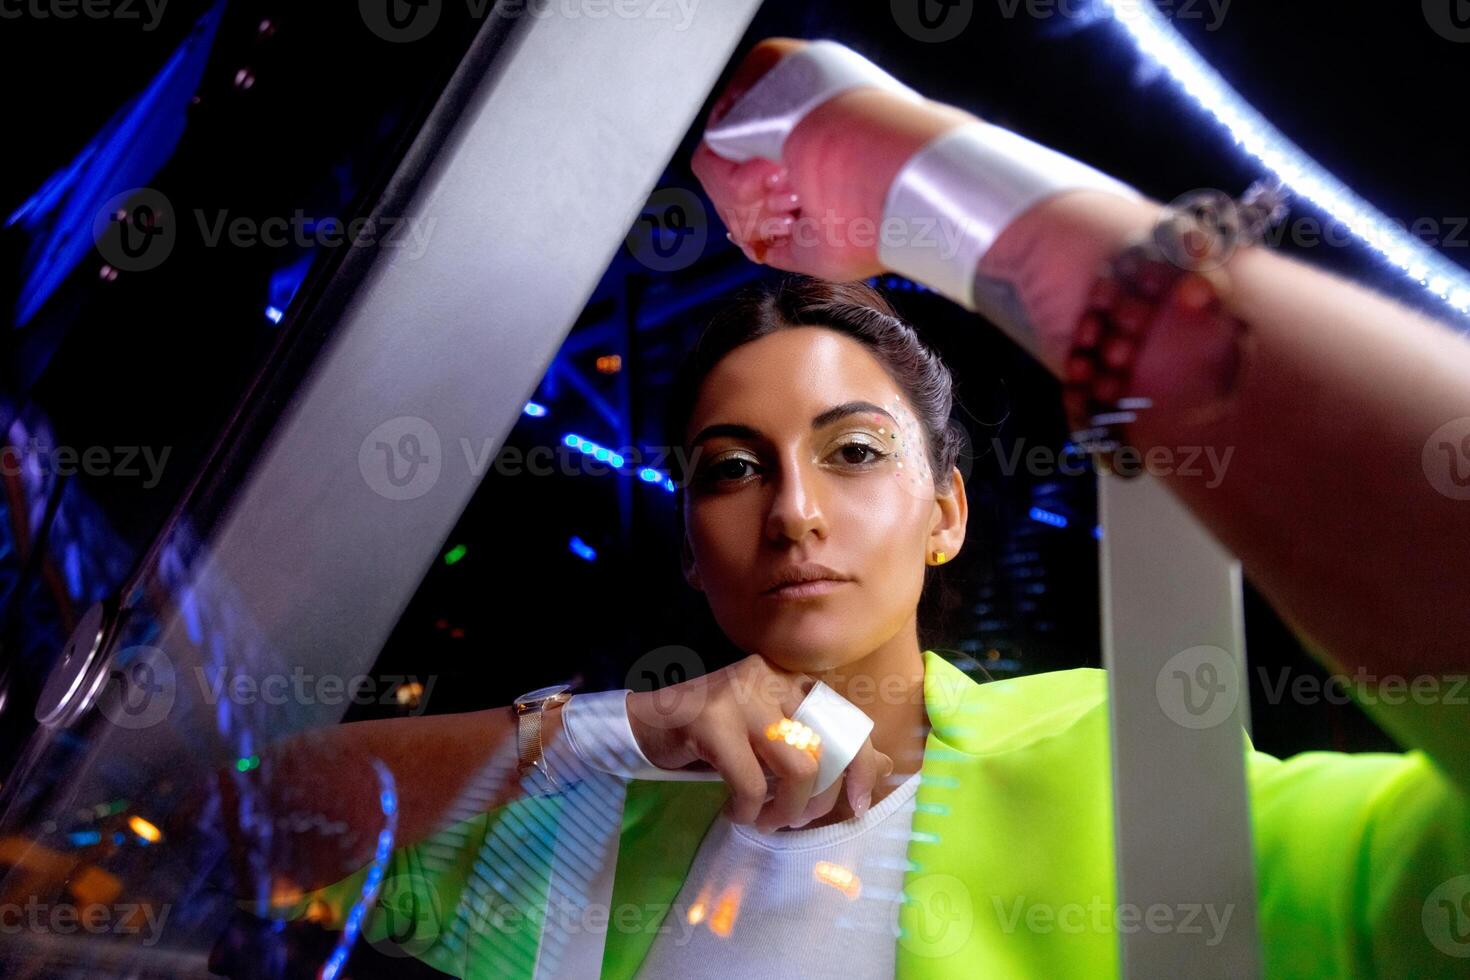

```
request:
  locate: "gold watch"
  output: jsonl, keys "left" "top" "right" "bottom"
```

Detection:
{"left": 513, "top": 683, "right": 573, "bottom": 794}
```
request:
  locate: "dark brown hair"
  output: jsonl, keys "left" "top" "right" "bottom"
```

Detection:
{"left": 663, "top": 275, "right": 965, "bottom": 651}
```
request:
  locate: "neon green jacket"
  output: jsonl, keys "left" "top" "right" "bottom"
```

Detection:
{"left": 290, "top": 650, "right": 1470, "bottom": 978}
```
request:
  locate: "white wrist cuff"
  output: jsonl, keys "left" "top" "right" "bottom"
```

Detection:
{"left": 558, "top": 688, "right": 672, "bottom": 781}
{"left": 879, "top": 121, "right": 1142, "bottom": 355}
{"left": 703, "top": 39, "right": 925, "bottom": 165}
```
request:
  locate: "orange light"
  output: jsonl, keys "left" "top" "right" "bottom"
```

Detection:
{"left": 813, "top": 861, "right": 862, "bottom": 900}
{"left": 127, "top": 816, "right": 162, "bottom": 844}
{"left": 765, "top": 718, "right": 821, "bottom": 759}
{"left": 687, "top": 883, "right": 714, "bottom": 926}
{"left": 596, "top": 355, "right": 622, "bottom": 374}
{"left": 708, "top": 887, "right": 741, "bottom": 938}
{"left": 395, "top": 681, "right": 425, "bottom": 707}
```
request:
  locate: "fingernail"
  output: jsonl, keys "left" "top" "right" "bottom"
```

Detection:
{"left": 766, "top": 191, "right": 800, "bottom": 211}
{"left": 764, "top": 169, "right": 787, "bottom": 189}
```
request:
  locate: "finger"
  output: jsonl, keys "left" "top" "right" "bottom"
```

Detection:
{"left": 792, "top": 774, "right": 843, "bottom": 828}
{"left": 774, "top": 672, "right": 818, "bottom": 718}
{"left": 765, "top": 189, "right": 801, "bottom": 214}
{"left": 751, "top": 718, "right": 821, "bottom": 831}
{"left": 843, "top": 739, "right": 889, "bottom": 819}
{"left": 691, "top": 727, "right": 770, "bottom": 826}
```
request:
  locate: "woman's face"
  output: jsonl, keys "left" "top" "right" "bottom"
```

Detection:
{"left": 681, "top": 326, "right": 966, "bottom": 674}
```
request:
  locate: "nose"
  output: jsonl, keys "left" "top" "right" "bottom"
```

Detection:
{"left": 764, "top": 453, "right": 828, "bottom": 545}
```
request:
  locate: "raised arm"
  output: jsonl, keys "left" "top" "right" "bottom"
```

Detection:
{"left": 694, "top": 39, "right": 1470, "bottom": 686}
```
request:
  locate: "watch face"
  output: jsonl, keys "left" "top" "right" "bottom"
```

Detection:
{"left": 516, "top": 682, "right": 571, "bottom": 708}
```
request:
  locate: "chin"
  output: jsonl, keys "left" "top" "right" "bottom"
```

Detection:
{"left": 748, "top": 626, "right": 862, "bottom": 674}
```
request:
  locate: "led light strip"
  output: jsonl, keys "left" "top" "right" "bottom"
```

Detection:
{"left": 1098, "top": 0, "right": 1470, "bottom": 320}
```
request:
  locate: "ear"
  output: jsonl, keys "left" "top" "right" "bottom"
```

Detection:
{"left": 927, "top": 466, "right": 969, "bottom": 565}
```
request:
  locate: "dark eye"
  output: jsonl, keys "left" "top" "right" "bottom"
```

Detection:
{"left": 835, "top": 441, "right": 887, "bottom": 466}
{"left": 698, "top": 456, "right": 758, "bottom": 485}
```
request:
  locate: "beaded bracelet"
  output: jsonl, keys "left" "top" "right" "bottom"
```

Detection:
{"left": 1063, "top": 179, "right": 1289, "bottom": 478}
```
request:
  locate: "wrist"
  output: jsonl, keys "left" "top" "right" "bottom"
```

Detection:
{"left": 786, "top": 88, "right": 976, "bottom": 267}
{"left": 978, "top": 188, "right": 1166, "bottom": 377}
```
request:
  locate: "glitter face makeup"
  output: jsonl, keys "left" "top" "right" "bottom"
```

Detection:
{"left": 883, "top": 393, "right": 933, "bottom": 501}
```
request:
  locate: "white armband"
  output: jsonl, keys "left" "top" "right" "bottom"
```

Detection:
{"left": 703, "top": 38, "right": 925, "bottom": 165}
{"left": 559, "top": 683, "right": 872, "bottom": 796}
{"left": 558, "top": 688, "right": 675, "bottom": 781}
{"left": 879, "top": 120, "right": 1143, "bottom": 359}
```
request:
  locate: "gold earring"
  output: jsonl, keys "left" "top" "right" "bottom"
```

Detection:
{"left": 932, "top": 551, "right": 947, "bottom": 565}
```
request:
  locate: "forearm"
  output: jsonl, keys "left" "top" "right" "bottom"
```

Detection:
{"left": 210, "top": 703, "right": 564, "bottom": 893}
{"left": 985, "top": 187, "right": 1470, "bottom": 678}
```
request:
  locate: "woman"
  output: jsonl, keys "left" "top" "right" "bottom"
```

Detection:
{"left": 240, "top": 37, "right": 1469, "bottom": 980}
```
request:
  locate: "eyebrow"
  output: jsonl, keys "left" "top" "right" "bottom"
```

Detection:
{"left": 689, "top": 401, "right": 898, "bottom": 448}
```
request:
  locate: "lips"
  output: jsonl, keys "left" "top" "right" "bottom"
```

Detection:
{"left": 762, "top": 563, "right": 854, "bottom": 597}
{"left": 763, "top": 578, "right": 852, "bottom": 600}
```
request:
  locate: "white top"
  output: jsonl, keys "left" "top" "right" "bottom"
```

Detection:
{"left": 632, "top": 769, "right": 922, "bottom": 979}
{"left": 554, "top": 690, "right": 922, "bottom": 979}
